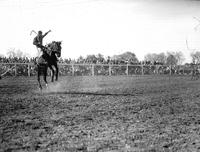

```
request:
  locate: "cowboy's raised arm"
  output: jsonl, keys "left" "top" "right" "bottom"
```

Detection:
{"left": 43, "top": 30, "right": 51, "bottom": 38}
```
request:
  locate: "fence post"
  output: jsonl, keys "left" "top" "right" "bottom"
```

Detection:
{"left": 126, "top": 64, "right": 129, "bottom": 76}
{"left": 14, "top": 64, "right": 17, "bottom": 76}
{"left": 28, "top": 64, "right": 31, "bottom": 77}
{"left": 109, "top": 64, "right": 112, "bottom": 76}
{"left": 156, "top": 65, "right": 159, "bottom": 74}
{"left": 92, "top": 64, "right": 95, "bottom": 76}
{"left": 170, "top": 65, "right": 172, "bottom": 75}
{"left": 72, "top": 64, "right": 74, "bottom": 76}
{"left": 141, "top": 65, "right": 144, "bottom": 75}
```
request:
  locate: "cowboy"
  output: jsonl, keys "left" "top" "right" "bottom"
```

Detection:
{"left": 33, "top": 30, "right": 51, "bottom": 63}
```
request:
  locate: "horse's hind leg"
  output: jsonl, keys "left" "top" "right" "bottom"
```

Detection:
{"left": 37, "top": 67, "right": 42, "bottom": 90}
{"left": 43, "top": 65, "right": 48, "bottom": 88}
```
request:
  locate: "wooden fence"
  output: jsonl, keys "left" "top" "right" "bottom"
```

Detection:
{"left": 0, "top": 63, "right": 193, "bottom": 77}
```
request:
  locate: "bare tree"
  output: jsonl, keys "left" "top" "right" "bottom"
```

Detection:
{"left": 166, "top": 51, "right": 185, "bottom": 65}
{"left": 96, "top": 53, "right": 105, "bottom": 63}
{"left": 144, "top": 53, "right": 157, "bottom": 63}
{"left": 173, "top": 51, "right": 185, "bottom": 65}
{"left": 191, "top": 51, "right": 200, "bottom": 64}
{"left": 144, "top": 52, "right": 166, "bottom": 64}
{"left": 77, "top": 56, "right": 84, "bottom": 63}
{"left": 7, "top": 48, "right": 17, "bottom": 58}
{"left": 86, "top": 54, "right": 97, "bottom": 63}
{"left": 166, "top": 53, "right": 178, "bottom": 65}
{"left": 6, "top": 48, "right": 29, "bottom": 58}
{"left": 113, "top": 51, "right": 139, "bottom": 63}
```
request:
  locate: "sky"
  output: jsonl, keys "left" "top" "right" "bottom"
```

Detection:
{"left": 0, "top": 0, "right": 200, "bottom": 62}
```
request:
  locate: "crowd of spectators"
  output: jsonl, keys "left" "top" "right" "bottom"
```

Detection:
{"left": 0, "top": 56, "right": 167, "bottom": 65}
{"left": 0, "top": 57, "right": 35, "bottom": 63}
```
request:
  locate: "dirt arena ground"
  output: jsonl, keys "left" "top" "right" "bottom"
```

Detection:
{"left": 1, "top": 75, "right": 200, "bottom": 151}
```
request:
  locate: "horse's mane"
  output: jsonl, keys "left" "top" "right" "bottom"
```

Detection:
{"left": 45, "top": 41, "right": 62, "bottom": 56}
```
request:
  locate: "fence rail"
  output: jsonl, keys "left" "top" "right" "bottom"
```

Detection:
{"left": 0, "top": 63, "right": 193, "bottom": 77}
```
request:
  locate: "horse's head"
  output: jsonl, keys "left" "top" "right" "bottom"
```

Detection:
{"left": 47, "top": 41, "right": 62, "bottom": 57}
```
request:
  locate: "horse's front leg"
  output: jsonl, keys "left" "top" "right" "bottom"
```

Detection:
{"left": 55, "top": 64, "right": 59, "bottom": 81}
{"left": 49, "top": 66, "right": 55, "bottom": 82}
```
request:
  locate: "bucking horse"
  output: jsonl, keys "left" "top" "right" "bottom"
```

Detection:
{"left": 36, "top": 41, "right": 62, "bottom": 90}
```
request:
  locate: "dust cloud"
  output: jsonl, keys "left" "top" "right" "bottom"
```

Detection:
{"left": 40, "top": 76, "right": 105, "bottom": 94}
